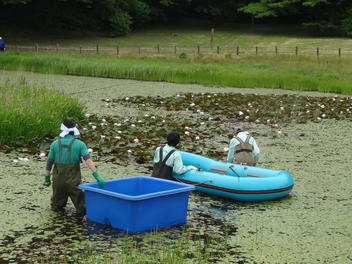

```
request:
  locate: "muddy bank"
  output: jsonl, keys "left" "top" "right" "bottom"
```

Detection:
{"left": 0, "top": 70, "right": 351, "bottom": 263}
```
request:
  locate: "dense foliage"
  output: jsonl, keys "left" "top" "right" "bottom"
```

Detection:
{"left": 1, "top": 0, "right": 352, "bottom": 36}
{"left": 0, "top": 80, "right": 84, "bottom": 145}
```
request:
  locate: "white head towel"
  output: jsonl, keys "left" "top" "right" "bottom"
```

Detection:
{"left": 59, "top": 123, "right": 80, "bottom": 138}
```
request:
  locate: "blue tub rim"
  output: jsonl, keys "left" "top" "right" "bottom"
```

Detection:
{"left": 78, "top": 176, "right": 195, "bottom": 201}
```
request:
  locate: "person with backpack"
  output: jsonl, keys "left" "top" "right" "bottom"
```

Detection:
{"left": 152, "top": 131, "right": 198, "bottom": 180}
{"left": 43, "top": 119, "right": 106, "bottom": 216}
{"left": 226, "top": 128, "right": 260, "bottom": 166}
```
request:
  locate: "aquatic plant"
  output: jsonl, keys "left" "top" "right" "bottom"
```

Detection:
{"left": 0, "top": 80, "right": 84, "bottom": 145}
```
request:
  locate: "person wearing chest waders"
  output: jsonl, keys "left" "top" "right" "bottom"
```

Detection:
{"left": 226, "top": 128, "right": 260, "bottom": 166}
{"left": 152, "top": 131, "right": 198, "bottom": 180}
{"left": 43, "top": 119, "right": 106, "bottom": 216}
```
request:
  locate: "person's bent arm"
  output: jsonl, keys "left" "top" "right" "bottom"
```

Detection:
{"left": 227, "top": 139, "right": 236, "bottom": 163}
{"left": 172, "top": 152, "right": 194, "bottom": 175}
{"left": 84, "top": 156, "right": 105, "bottom": 187}
{"left": 250, "top": 137, "right": 260, "bottom": 163}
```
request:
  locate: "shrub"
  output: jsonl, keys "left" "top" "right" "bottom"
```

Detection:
{"left": 0, "top": 79, "right": 84, "bottom": 145}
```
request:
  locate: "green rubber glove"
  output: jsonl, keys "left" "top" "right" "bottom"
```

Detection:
{"left": 43, "top": 175, "right": 51, "bottom": 187}
{"left": 92, "top": 171, "right": 105, "bottom": 187}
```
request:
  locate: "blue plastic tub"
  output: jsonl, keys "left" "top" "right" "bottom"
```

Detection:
{"left": 78, "top": 176, "right": 195, "bottom": 233}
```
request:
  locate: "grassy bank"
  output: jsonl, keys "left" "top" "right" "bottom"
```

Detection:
{"left": 1, "top": 52, "right": 352, "bottom": 94}
{"left": 0, "top": 79, "right": 84, "bottom": 145}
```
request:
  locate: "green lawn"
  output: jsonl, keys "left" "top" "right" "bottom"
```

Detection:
{"left": 2, "top": 22, "right": 352, "bottom": 52}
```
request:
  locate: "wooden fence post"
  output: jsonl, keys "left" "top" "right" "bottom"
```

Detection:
{"left": 96, "top": 45, "right": 99, "bottom": 55}
{"left": 255, "top": 46, "right": 258, "bottom": 56}
{"left": 116, "top": 46, "right": 119, "bottom": 56}
{"left": 338, "top": 48, "right": 341, "bottom": 57}
{"left": 156, "top": 44, "right": 160, "bottom": 54}
{"left": 236, "top": 46, "right": 239, "bottom": 56}
{"left": 197, "top": 45, "right": 200, "bottom": 55}
{"left": 295, "top": 46, "right": 298, "bottom": 56}
{"left": 275, "top": 46, "right": 278, "bottom": 55}
{"left": 316, "top": 47, "right": 319, "bottom": 56}
{"left": 174, "top": 45, "right": 177, "bottom": 54}
{"left": 56, "top": 43, "right": 59, "bottom": 53}
{"left": 138, "top": 47, "right": 141, "bottom": 55}
{"left": 80, "top": 47, "right": 82, "bottom": 54}
{"left": 217, "top": 46, "right": 220, "bottom": 54}
{"left": 210, "top": 28, "right": 214, "bottom": 50}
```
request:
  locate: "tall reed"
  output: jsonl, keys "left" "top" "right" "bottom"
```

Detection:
{"left": 0, "top": 78, "right": 84, "bottom": 145}
{"left": 1, "top": 52, "right": 352, "bottom": 94}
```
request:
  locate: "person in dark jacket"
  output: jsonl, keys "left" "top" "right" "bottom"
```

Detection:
{"left": 43, "top": 119, "right": 105, "bottom": 216}
{"left": 152, "top": 131, "right": 197, "bottom": 180}
{"left": 0, "top": 37, "right": 5, "bottom": 51}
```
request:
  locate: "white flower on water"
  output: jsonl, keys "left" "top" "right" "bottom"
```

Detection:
{"left": 245, "top": 116, "right": 250, "bottom": 120}
{"left": 117, "top": 130, "right": 122, "bottom": 134}
{"left": 88, "top": 148, "right": 93, "bottom": 153}
{"left": 185, "top": 126, "right": 190, "bottom": 130}
{"left": 200, "top": 112, "right": 204, "bottom": 115}
{"left": 195, "top": 136, "right": 200, "bottom": 140}
{"left": 200, "top": 122, "right": 205, "bottom": 125}
{"left": 274, "top": 124, "right": 278, "bottom": 127}
{"left": 18, "top": 157, "right": 29, "bottom": 162}
{"left": 138, "top": 120, "right": 142, "bottom": 123}
{"left": 125, "top": 97, "right": 129, "bottom": 101}
{"left": 177, "top": 94, "right": 180, "bottom": 97}
{"left": 114, "top": 123, "right": 121, "bottom": 126}
{"left": 190, "top": 103, "right": 195, "bottom": 107}
{"left": 83, "top": 127, "right": 87, "bottom": 131}
{"left": 85, "top": 114, "right": 90, "bottom": 117}
{"left": 208, "top": 117, "right": 213, "bottom": 120}
{"left": 124, "top": 119, "right": 129, "bottom": 122}
{"left": 306, "top": 110, "right": 310, "bottom": 113}
{"left": 115, "top": 136, "right": 121, "bottom": 139}
{"left": 92, "top": 126, "right": 97, "bottom": 130}
{"left": 105, "top": 103, "right": 109, "bottom": 106}
{"left": 131, "top": 124, "right": 136, "bottom": 127}
{"left": 321, "top": 114, "right": 326, "bottom": 118}
{"left": 100, "top": 123, "right": 105, "bottom": 126}
{"left": 223, "top": 147, "right": 229, "bottom": 152}
{"left": 102, "top": 118, "right": 106, "bottom": 122}
{"left": 134, "top": 138, "right": 139, "bottom": 143}
{"left": 100, "top": 135, "right": 106, "bottom": 138}
{"left": 255, "top": 119, "right": 260, "bottom": 123}
{"left": 266, "top": 119, "right": 271, "bottom": 123}
{"left": 207, "top": 95, "right": 211, "bottom": 98}
{"left": 331, "top": 108, "right": 335, "bottom": 111}
{"left": 277, "top": 130, "right": 282, "bottom": 135}
{"left": 185, "top": 131, "right": 190, "bottom": 135}
{"left": 320, "top": 105, "right": 325, "bottom": 109}
{"left": 13, "top": 159, "right": 18, "bottom": 163}
{"left": 127, "top": 149, "right": 132, "bottom": 153}
{"left": 196, "top": 109, "right": 201, "bottom": 112}
{"left": 88, "top": 122, "right": 93, "bottom": 125}
{"left": 238, "top": 111, "right": 244, "bottom": 116}
{"left": 280, "top": 106, "right": 284, "bottom": 110}
{"left": 39, "top": 153, "right": 46, "bottom": 158}
{"left": 151, "top": 116, "right": 156, "bottom": 119}
{"left": 144, "top": 114, "right": 149, "bottom": 117}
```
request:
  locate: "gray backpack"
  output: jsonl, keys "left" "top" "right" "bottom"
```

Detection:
{"left": 233, "top": 135, "right": 255, "bottom": 166}
{"left": 152, "top": 146, "right": 176, "bottom": 180}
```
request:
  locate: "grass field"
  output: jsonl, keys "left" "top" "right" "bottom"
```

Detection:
{"left": 1, "top": 51, "right": 352, "bottom": 94}
{"left": 2, "top": 22, "right": 352, "bottom": 51}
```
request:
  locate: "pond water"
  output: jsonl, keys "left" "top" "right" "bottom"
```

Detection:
{"left": 0, "top": 70, "right": 351, "bottom": 263}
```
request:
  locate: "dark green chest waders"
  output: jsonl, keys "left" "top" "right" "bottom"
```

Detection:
{"left": 233, "top": 135, "right": 255, "bottom": 166}
{"left": 51, "top": 138, "right": 85, "bottom": 215}
{"left": 152, "top": 146, "right": 176, "bottom": 180}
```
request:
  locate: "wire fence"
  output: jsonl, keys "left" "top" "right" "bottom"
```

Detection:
{"left": 6, "top": 44, "right": 352, "bottom": 57}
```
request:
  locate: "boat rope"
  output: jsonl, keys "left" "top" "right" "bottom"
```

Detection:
{"left": 174, "top": 177, "right": 213, "bottom": 186}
